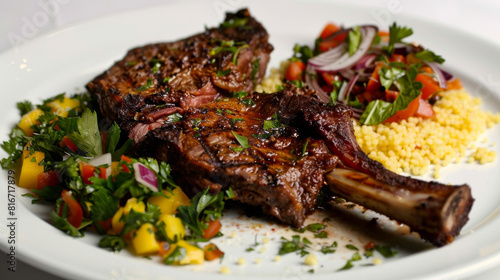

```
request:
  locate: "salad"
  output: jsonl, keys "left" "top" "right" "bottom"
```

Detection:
{"left": 283, "top": 22, "right": 463, "bottom": 125}
{"left": 1, "top": 94, "right": 227, "bottom": 265}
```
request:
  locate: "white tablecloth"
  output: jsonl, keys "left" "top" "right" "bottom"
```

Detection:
{"left": 1, "top": 0, "right": 499, "bottom": 279}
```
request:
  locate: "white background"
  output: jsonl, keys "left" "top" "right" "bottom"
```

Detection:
{"left": 1, "top": 0, "right": 500, "bottom": 279}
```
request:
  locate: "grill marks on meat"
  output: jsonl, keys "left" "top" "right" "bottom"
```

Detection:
{"left": 87, "top": 9, "right": 473, "bottom": 246}
{"left": 139, "top": 83, "right": 473, "bottom": 246}
{"left": 87, "top": 9, "right": 273, "bottom": 143}
{"left": 140, "top": 96, "right": 339, "bottom": 228}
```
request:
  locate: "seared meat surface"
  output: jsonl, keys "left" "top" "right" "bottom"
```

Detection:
{"left": 87, "top": 9, "right": 473, "bottom": 246}
{"left": 138, "top": 84, "right": 473, "bottom": 245}
{"left": 138, "top": 88, "right": 339, "bottom": 228}
{"left": 87, "top": 9, "right": 273, "bottom": 143}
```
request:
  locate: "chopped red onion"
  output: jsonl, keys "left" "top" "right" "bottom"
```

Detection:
{"left": 354, "top": 54, "right": 377, "bottom": 70}
{"left": 133, "top": 162, "right": 159, "bottom": 192}
{"left": 308, "top": 25, "right": 378, "bottom": 72}
{"left": 342, "top": 74, "right": 360, "bottom": 105}
{"left": 426, "top": 62, "right": 448, "bottom": 89}
{"left": 305, "top": 66, "right": 330, "bottom": 103}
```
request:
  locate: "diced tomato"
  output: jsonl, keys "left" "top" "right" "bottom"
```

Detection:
{"left": 121, "top": 155, "right": 132, "bottom": 173}
{"left": 446, "top": 78, "right": 463, "bottom": 90}
{"left": 415, "top": 98, "right": 435, "bottom": 118}
{"left": 98, "top": 218, "right": 112, "bottom": 232}
{"left": 60, "top": 136, "right": 78, "bottom": 152}
{"left": 390, "top": 54, "right": 406, "bottom": 63}
{"left": 285, "top": 61, "right": 306, "bottom": 81}
{"left": 204, "top": 243, "right": 224, "bottom": 261}
{"left": 99, "top": 167, "right": 107, "bottom": 179}
{"left": 366, "top": 62, "right": 384, "bottom": 92}
{"left": 420, "top": 66, "right": 433, "bottom": 74}
{"left": 79, "top": 161, "right": 96, "bottom": 185}
{"left": 321, "top": 72, "right": 342, "bottom": 86}
{"left": 384, "top": 90, "right": 399, "bottom": 102}
{"left": 319, "top": 23, "right": 341, "bottom": 39}
{"left": 378, "top": 31, "right": 390, "bottom": 37}
{"left": 60, "top": 189, "right": 83, "bottom": 228}
{"left": 37, "top": 170, "right": 61, "bottom": 190}
{"left": 415, "top": 73, "right": 441, "bottom": 100}
{"left": 364, "top": 241, "right": 376, "bottom": 250}
{"left": 202, "top": 219, "right": 222, "bottom": 240}
{"left": 318, "top": 23, "right": 348, "bottom": 52}
{"left": 384, "top": 96, "right": 420, "bottom": 123}
{"left": 121, "top": 155, "right": 132, "bottom": 163}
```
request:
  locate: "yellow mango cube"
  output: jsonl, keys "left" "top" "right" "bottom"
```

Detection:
{"left": 18, "top": 109, "right": 44, "bottom": 136}
{"left": 46, "top": 95, "right": 80, "bottom": 117}
{"left": 157, "top": 214, "right": 185, "bottom": 242}
{"left": 163, "top": 240, "right": 204, "bottom": 265}
{"left": 111, "top": 198, "right": 146, "bottom": 234}
{"left": 131, "top": 223, "right": 160, "bottom": 255}
{"left": 148, "top": 188, "right": 190, "bottom": 215}
{"left": 18, "top": 145, "right": 44, "bottom": 189}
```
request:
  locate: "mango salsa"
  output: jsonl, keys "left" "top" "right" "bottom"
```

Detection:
{"left": 46, "top": 95, "right": 80, "bottom": 117}
{"left": 163, "top": 240, "right": 204, "bottom": 265}
{"left": 131, "top": 223, "right": 160, "bottom": 255}
{"left": 18, "top": 145, "right": 45, "bottom": 189}
{"left": 157, "top": 214, "right": 185, "bottom": 242}
{"left": 111, "top": 198, "right": 146, "bottom": 234}
{"left": 147, "top": 187, "right": 190, "bottom": 215}
{"left": 18, "top": 108, "right": 43, "bottom": 136}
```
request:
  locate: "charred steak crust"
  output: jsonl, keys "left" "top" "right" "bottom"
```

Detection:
{"left": 86, "top": 9, "right": 273, "bottom": 143}
{"left": 138, "top": 95, "right": 339, "bottom": 228}
{"left": 87, "top": 7, "right": 474, "bottom": 246}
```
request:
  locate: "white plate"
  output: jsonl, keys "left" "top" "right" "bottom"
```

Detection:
{"left": 1, "top": 0, "right": 500, "bottom": 279}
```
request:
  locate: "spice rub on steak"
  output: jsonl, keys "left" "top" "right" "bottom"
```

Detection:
{"left": 137, "top": 83, "right": 473, "bottom": 246}
{"left": 87, "top": 9, "right": 273, "bottom": 143}
{"left": 138, "top": 88, "right": 339, "bottom": 228}
{"left": 88, "top": 9, "right": 473, "bottom": 246}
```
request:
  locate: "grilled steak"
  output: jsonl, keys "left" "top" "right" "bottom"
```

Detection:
{"left": 87, "top": 9, "right": 473, "bottom": 246}
{"left": 138, "top": 86, "right": 339, "bottom": 228}
{"left": 87, "top": 9, "right": 273, "bottom": 143}
{"left": 137, "top": 83, "right": 473, "bottom": 246}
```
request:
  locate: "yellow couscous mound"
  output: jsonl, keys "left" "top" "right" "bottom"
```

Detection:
{"left": 257, "top": 63, "right": 500, "bottom": 178}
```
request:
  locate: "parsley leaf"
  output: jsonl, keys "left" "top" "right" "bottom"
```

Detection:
{"left": 375, "top": 245, "right": 398, "bottom": 257}
{"left": 220, "top": 17, "right": 248, "bottom": 29}
{"left": 263, "top": 114, "right": 283, "bottom": 130}
{"left": 347, "top": 26, "right": 362, "bottom": 56}
{"left": 137, "top": 79, "right": 153, "bottom": 92}
{"left": 360, "top": 65, "right": 422, "bottom": 125}
{"left": 279, "top": 235, "right": 311, "bottom": 257}
{"left": 66, "top": 109, "right": 103, "bottom": 157}
{"left": 17, "top": 100, "right": 34, "bottom": 116}
{"left": 320, "top": 241, "right": 338, "bottom": 254}
{"left": 386, "top": 23, "right": 413, "bottom": 55}
{"left": 99, "top": 235, "right": 126, "bottom": 252}
{"left": 217, "top": 69, "right": 231, "bottom": 77}
{"left": 415, "top": 49, "right": 445, "bottom": 64}
{"left": 231, "top": 131, "right": 251, "bottom": 148}
{"left": 176, "top": 188, "right": 225, "bottom": 239}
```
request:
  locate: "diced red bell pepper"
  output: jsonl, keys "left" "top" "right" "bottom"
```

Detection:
{"left": 415, "top": 73, "right": 441, "bottom": 100}
{"left": 60, "top": 136, "right": 78, "bottom": 152}
{"left": 202, "top": 219, "right": 222, "bottom": 240}
{"left": 285, "top": 61, "right": 306, "bottom": 81}
{"left": 37, "top": 170, "right": 61, "bottom": 190}
{"left": 60, "top": 189, "right": 83, "bottom": 228}
{"left": 79, "top": 161, "right": 96, "bottom": 185}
